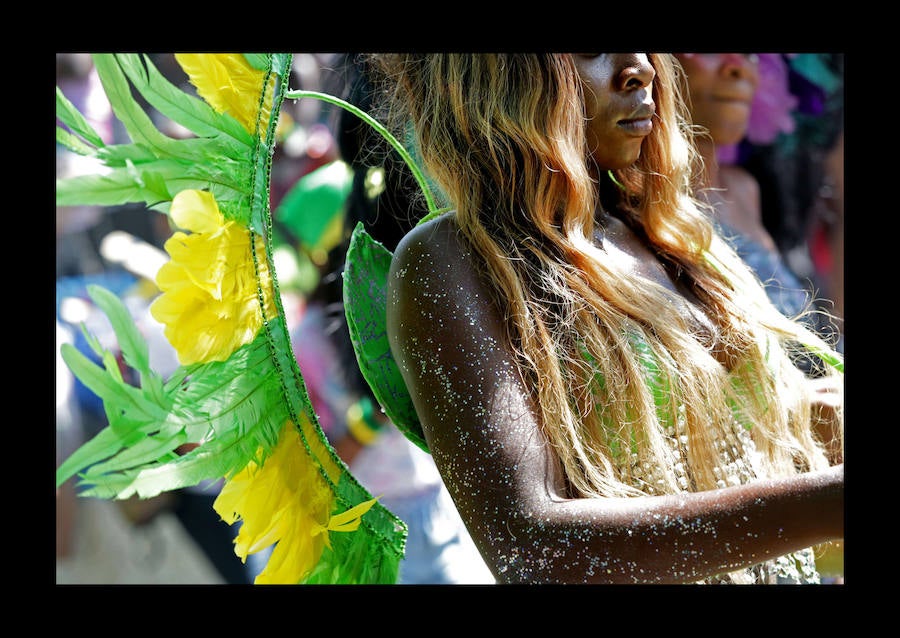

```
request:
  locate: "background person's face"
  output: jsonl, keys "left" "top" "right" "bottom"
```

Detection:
{"left": 675, "top": 53, "right": 760, "bottom": 146}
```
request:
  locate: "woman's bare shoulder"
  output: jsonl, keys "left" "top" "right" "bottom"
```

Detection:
{"left": 388, "top": 211, "right": 498, "bottom": 334}
{"left": 394, "top": 212, "right": 464, "bottom": 259}
{"left": 390, "top": 212, "right": 479, "bottom": 287}
{"left": 719, "top": 165, "right": 761, "bottom": 203}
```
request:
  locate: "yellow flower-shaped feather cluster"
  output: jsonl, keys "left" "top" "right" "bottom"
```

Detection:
{"left": 175, "top": 53, "right": 274, "bottom": 136}
{"left": 214, "top": 418, "right": 375, "bottom": 584}
{"left": 150, "top": 189, "right": 276, "bottom": 365}
{"left": 150, "top": 54, "right": 278, "bottom": 367}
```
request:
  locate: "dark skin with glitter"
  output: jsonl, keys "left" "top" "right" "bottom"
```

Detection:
{"left": 387, "top": 54, "right": 843, "bottom": 583}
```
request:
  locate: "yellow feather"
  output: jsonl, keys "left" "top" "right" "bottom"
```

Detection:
{"left": 213, "top": 418, "right": 379, "bottom": 583}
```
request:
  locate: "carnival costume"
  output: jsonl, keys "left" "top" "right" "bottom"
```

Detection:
{"left": 55, "top": 53, "right": 424, "bottom": 584}
{"left": 56, "top": 53, "right": 842, "bottom": 585}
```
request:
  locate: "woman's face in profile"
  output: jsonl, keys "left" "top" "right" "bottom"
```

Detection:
{"left": 674, "top": 53, "right": 760, "bottom": 146}
{"left": 572, "top": 53, "right": 656, "bottom": 170}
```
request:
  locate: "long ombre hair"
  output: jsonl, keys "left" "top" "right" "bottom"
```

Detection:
{"left": 369, "top": 53, "right": 843, "bottom": 499}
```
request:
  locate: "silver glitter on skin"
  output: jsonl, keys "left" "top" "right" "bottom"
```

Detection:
{"left": 386, "top": 214, "right": 842, "bottom": 584}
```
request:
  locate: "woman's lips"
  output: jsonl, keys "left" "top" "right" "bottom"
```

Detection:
{"left": 619, "top": 103, "right": 655, "bottom": 136}
{"left": 713, "top": 96, "right": 753, "bottom": 106}
{"left": 618, "top": 117, "right": 653, "bottom": 136}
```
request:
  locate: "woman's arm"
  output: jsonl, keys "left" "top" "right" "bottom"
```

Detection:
{"left": 386, "top": 215, "right": 843, "bottom": 584}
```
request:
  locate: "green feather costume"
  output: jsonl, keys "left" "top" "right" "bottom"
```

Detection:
{"left": 55, "top": 53, "right": 425, "bottom": 584}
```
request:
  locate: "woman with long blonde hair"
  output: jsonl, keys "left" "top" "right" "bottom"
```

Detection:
{"left": 370, "top": 53, "right": 843, "bottom": 584}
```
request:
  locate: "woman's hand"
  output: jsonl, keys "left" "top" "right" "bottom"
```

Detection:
{"left": 807, "top": 376, "right": 843, "bottom": 464}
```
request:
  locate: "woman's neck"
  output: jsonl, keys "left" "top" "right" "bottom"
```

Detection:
{"left": 695, "top": 138, "right": 775, "bottom": 250}
{"left": 696, "top": 138, "right": 722, "bottom": 190}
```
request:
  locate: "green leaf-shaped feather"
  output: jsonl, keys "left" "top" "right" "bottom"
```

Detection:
{"left": 344, "top": 223, "right": 428, "bottom": 452}
{"left": 115, "top": 53, "right": 252, "bottom": 149}
{"left": 60, "top": 317, "right": 290, "bottom": 501}
{"left": 56, "top": 86, "right": 106, "bottom": 149}
{"left": 56, "top": 126, "right": 100, "bottom": 157}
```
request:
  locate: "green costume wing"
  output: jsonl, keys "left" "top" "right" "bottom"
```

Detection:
{"left": 55, "top": 53, "right": 406, "bottom": 584}
{"left": 344, "top": 222, "right": 429, "bottom": 452}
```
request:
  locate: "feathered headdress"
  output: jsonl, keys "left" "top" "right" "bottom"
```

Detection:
{"left": 55, "top": 53, "right": 430, "bottom": 584}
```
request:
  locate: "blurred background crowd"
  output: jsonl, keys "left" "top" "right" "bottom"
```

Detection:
{"left": 55, "top": 52, "right": 844, "bottom": 585}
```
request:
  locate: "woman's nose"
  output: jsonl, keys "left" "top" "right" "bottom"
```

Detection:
{"left": 617, "top": 54, "right": 655, "bottom": 91}
{"left": 720, "top": 53, "right": 759, "bottom": 78}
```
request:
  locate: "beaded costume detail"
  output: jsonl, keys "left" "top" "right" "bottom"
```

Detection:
{"left": 600, "top": 344, "right": 820, "bottom": 584}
